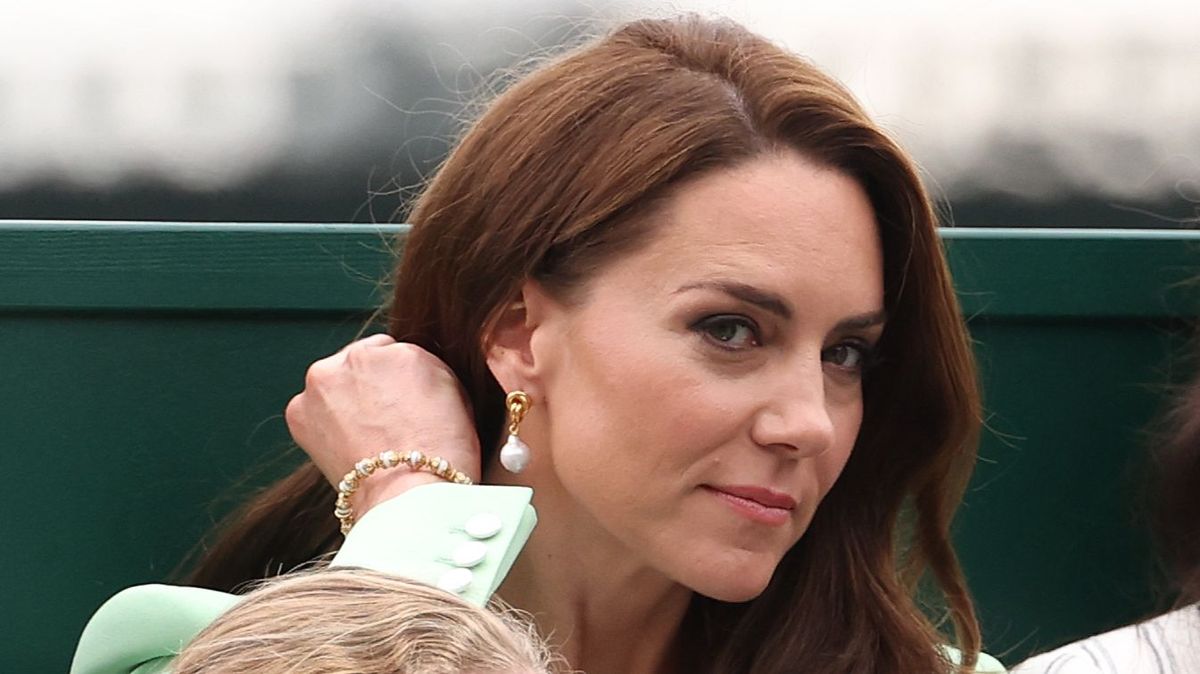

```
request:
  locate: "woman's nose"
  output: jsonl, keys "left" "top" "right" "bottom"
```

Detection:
{"left": 749, "top": 365, "right": 836, "bottom": 457}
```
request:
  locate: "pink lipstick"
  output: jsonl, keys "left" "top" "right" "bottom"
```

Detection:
{"left": 704, "top": 484, "right": 796, "bottom": 526}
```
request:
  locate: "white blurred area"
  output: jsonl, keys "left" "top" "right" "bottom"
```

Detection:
{"left": 0, "top": 0, "right": 1197, "bottom": 202}
{"left": 644, "top": 0, "right": 1200, "bottom": 201}
{"left": 0, "top": 0, "right": 574, "bottom": 189}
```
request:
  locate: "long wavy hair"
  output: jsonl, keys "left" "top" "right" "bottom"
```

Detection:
{"left": 190, "top": 16, "right": 984, "bottom": 672}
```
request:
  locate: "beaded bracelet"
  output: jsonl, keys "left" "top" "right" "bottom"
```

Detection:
{"left": 335, "top": 449, "right": 473, "bottom": 535}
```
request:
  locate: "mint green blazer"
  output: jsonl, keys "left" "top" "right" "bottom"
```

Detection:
{"left": 70, "top": 483, "right": 1004, "bottom": 673}
{"left": 70, "top": 484, "right": 537, "bottom": 674}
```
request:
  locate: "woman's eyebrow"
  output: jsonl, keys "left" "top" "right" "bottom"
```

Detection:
{"left": 835, "top": 310, "right": 887, "bottom": 332}
{"left": 676, "top": 280, "right": 886, "bottom": 330}
{"left": 674, "top": 280, "right": 792, "bottom": 319}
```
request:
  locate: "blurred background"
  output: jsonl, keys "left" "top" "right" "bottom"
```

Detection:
{"left": 1, "top": 0, "right": 1197, "bottom": 226}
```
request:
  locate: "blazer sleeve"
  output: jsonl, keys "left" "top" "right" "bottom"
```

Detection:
{"left": 69, "top": 585, "right": 239, "bottom": 674}
{"left": 69, "top": 483, "right": 537, "bottom": 674}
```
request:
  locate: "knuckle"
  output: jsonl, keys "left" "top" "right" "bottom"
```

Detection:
{"left": 407, "top": 343, "right": 441, "bottom": 367}
{"left": 344, "top": 345, "right": 367, "bottom": 367}
{"left": 391, "top": 342, "right": 427, "bottom": 368}
{"left": 304, "top": 358, "right": 334, "bottom": 388}
{"left": 393, "top": 341, "right": 422, "bottom": 357}
{"left": 284, "top": 394, "right": 304, "bottom": 427}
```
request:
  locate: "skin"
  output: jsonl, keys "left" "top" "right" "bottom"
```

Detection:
{"left": 290, "top": 149, "right": 884, "bottom": 674}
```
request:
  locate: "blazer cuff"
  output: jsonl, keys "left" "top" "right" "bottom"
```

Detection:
{"left": 332, "top": 482, "right": 537, "bottom": 606}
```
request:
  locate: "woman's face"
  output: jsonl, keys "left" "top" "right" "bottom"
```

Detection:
{"left": 523, "top": 150, "right": 885, "bottom": 602}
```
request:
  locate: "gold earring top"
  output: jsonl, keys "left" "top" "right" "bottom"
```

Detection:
{"left": 506, "top": 391, "right": 531, "bottom": 433}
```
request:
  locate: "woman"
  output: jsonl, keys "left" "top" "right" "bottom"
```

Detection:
{"left": 1013, "top": 340, "right": 1200, "bottom": 673}
{"left": 76, "top": 15, "right": 1003, "bottom": 673}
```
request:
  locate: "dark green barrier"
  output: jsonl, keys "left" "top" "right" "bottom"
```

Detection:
{"left": 2, "top": 222, "right": 1197, "bottom": 672}
{"left": 944, "top": 229, "right": 1198, "bottom": 662}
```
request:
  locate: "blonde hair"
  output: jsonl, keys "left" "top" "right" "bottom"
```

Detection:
{"left": 174, "top": 568, "right": 554, "bottom": 674}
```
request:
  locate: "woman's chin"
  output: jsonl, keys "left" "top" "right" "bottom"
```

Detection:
{"left": 700, "top": 582, "right": 770, "bottom": 603}
{"left": 679, "top": 556, "right": 778, "bottom": 603}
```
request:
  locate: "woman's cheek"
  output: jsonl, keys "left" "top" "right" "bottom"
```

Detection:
{"left": 555, "top": 345, "right": 710, "bottom": 498}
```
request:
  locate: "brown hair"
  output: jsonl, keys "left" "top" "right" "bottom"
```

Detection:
{"left": 191, "top": 15, "right": 983, "bottom": 672}
{"left": 173, "top": 568, "right": 553, "bottom": 674}
{"left": 1150, "top": 332, "right": 1200, "bottom": 604}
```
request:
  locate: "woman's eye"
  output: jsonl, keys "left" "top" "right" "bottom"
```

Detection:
{"left": 821, "top": 342, "right": 874, "bottom": 373}
{"left": 694, "top": 315, "right": 761, "bottom": 350}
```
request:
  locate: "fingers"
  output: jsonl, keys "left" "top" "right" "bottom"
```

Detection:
{"left": 301, "top": 335, "right": 456, "bottom": 403}
{"left": 341, "top": 333, "right": 396, "bottom": 353}
{"left": 283, "top": 332, "right": 480, "bottom": 490}
{"left": 284, "top": 392, "right": 305, "bottom": 433}
{"left": 297, "top": 337, "right": 388, "bottom": 413}
{"left": 324, "top": 333, "right": 397, "bottom": 377}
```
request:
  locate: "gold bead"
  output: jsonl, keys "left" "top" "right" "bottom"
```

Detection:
{"left": 336, "top": 447, "right": 471, "bottom": 536}
{"left": 355, "top": 459, "right": 376, "bottom": 478}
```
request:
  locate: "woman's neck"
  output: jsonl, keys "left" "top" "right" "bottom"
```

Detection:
{"left": 488, "top": 463, "right": 693, "bottom": 674}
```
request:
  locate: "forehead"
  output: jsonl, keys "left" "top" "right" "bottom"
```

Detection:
{"left": 625, "top": 151, "right": 883, "bottom": 297}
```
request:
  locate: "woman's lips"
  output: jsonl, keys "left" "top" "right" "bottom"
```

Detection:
{"left": 703, "top": 485, "right": 796, "bottom": 526}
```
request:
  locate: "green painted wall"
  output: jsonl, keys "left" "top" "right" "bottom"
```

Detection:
{"left": 2, "top": 222, "right": 1197, "bottom": 672}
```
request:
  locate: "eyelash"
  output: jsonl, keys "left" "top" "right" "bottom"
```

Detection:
{"left": 692, "top": 314, "right": 762, "bottom": 351}
{"left": 821, "top": 338, "right": 879, "bottom": 376}
{"left": 691, "top": 314, "right": 879, "bottom": 375}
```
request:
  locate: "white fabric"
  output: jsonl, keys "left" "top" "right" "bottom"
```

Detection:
{"left": 1013, "top": 604, "right": 1200, "bottom": 674}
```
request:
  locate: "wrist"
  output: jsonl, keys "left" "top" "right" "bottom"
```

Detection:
{"left": 355, "top": 470, "right": 445, "bottom": 514}
{"left": 334, "top": 450, "right": 477, "bottom": 533}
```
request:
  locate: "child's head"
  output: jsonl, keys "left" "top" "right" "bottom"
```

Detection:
{"left": 173, "top": 568, "right": 553, "bottom": 674}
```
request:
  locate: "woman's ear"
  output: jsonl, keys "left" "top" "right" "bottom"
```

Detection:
{"left": 484, "top": 280, "right": 558, "bottom": 397}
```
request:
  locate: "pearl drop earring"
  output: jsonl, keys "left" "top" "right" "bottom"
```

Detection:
{"left": 500, "top": 391, "right": 532, "bottom": 474}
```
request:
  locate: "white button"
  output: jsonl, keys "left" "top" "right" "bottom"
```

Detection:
{"left": 450, "top": 541, "right": 488, "bottom": 568}
{"left": 464, "top": 513, "right": 502, "bottom": 540}
{"left": 436, "top": 567, "right": 473, "bottom": 594}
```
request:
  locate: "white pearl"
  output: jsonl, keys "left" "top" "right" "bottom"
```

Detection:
{"left": 499, "top": 434, "right": 531, "bottom": 474}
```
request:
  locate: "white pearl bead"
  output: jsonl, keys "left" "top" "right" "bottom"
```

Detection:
{"left": 355, "top": 459, "right": 375, "bottom": 477}
{"left": 499, "top": 434, "right": 531, "bottom": 473}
